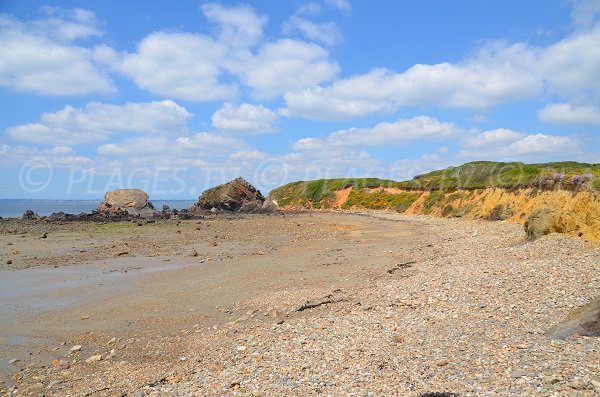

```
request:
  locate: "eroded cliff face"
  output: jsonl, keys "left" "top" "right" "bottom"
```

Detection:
{"left": 403, "top": 188, "right": 600, "bottom": 241}
{"left": 278, "top": 187, "right": 600, "bottom": 241}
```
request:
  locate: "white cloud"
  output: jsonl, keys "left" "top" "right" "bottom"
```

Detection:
{"left": 570, "top": 0, "right": 600, "bottom": 27}
{"left": 7, "top": 100, "right": 192, "bottom": 145}
{"left": 282, "top": 16, "right": 342, "bottom": 46}
{"left": 538, "top": 103, "right": 600, "bottom": 124}
{"left": 284, "top": 23, "right": 600, "bottom": 119}
{"left": 32, "top": 7, "right": 103, "bottom": 41}
{"left": 284, "top": 42, "right": 541, "bottom": 119}
{"left": 229, "top": 150, "right": 268, "bottom": 160}
{"left": 212, "top": 103, "right": 277, "bottom": 133}
{"left": 119, "top": 32, "right": 237, "bottom": 101}
{"left": 229, "top": 39, "right": 339, "bottom": 99}
{"left": 292, "top": 116, "right": 460, "bottom": 150}
{"left": 460, "top": 130, "right": 582, "bottom": 160}
{"left": 326, "top": 0, "right": 352, "bottom": 14}
{"left": 297, "top": 2, "right": 322, "bottom": 15}
{"left": 540, "top": 25, "right": 600, "bottom": 98}
{"left": 463, "top": 128, "right": 525, "bottom": 148}
{"left": 0, "top": 11, "right": 114, "bottom": 95}
{"left": 0, "top": 144, "right": 92, "bottom": 168}
{"left": 201, "top": 3, "right": 267, "bottom": 49}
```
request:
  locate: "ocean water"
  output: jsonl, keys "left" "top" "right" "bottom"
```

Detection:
{"left": 0, "top": 199, "right": 196, "bottom": 218}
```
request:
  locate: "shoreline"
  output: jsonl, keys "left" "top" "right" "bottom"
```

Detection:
{"left": 1, "top": 212, "right": 599, "bottom": 396}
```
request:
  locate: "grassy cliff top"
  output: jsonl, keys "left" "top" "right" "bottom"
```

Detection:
{"left": 268, "top": 161, "right": 600, "bottom": 205}
{"left": 401, "top": 161, "right": 600, "bottom": 190}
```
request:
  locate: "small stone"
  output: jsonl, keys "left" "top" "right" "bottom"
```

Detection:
{"left": 393, "top": 335, "right": 404, "bottom": 343}
{"left": 543, "top": 375, "right": 562, "bottom": 385}
{"left": 80, "top": 315, "right": 89, "bottom": 320}
{"left": 69, "top": 345, "right": 82, "bottom": 353}
{"left": 51, "top": 359, "right": 70, "bottom": 371}
{"left": 6, "top": 260, "right": 12, "bottom": 265}
{"left": 435, "top": 359, "right": 450, "bottom": 366}
{"left": 251, "top": 392, "right": 264, "bottom": 397}
{"left": 85, "top": 354, "right": 102, "bottom": 363}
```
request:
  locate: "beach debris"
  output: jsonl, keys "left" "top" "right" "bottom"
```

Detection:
{"left": 69, "top": 345, "right": 82, "bottom": 353}
{"left": 387, "top": 261, "right": 416, "bottom": 274}
{"left": 51, "top": 359, "right": 70, "bottom": 371}
{"left": 8, "top": 359, "right": 19, "bottom": 365}
{"left": 85, "top": 354, "right": 102, "bottom": 363}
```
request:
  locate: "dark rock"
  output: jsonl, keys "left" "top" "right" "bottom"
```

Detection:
{"left": 196, "top": 177, "right": 265, "bottom": 212}
{"left": 418, "top": 394, "right": 460, "bottom": 397}
{"left": 548, "top": 298, "right": 600, "bottom": 339}
{"left": 22, "top": 210, "right": 39, "bottom": 220}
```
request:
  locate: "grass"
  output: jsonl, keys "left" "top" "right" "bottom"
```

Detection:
{"left": 267, "top": 161, "right": 600, "bottom": 209}
{"left": 343, "top": 189, "right": 420, "bottom": 212}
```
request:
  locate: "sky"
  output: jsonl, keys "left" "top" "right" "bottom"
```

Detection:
{"left": 1, "top": 0, "right": 599, "bottom": 199}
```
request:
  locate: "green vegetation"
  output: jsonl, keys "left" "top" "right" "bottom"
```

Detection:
{"left": 343, "top": 189, "right": 420, "bottom": 212}
{"left": 423, "top": 191, "right": 445, "bottom": 212}
{"left": 267, "top": 161, "right": 599, "bottom": 210}
{"left": 400, "top": 161, "right": 600, "bottom": 190}
{"left": 269, "top": 178, "right": 400, "bottom": 206}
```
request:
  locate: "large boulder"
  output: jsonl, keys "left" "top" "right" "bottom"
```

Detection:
{"left": 196, "top": 177, "right": 265, "bottom": 212}
{"left": 98, "top": 189, "right": 154, "bottom": 216}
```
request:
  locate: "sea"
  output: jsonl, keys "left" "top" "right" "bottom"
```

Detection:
{"left": 0, "top": 199, "right": 196, "bottom": 218}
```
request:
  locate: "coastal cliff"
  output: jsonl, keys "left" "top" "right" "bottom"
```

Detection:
{"left": 269, "top": 161, "right": 600, "bottom": 241}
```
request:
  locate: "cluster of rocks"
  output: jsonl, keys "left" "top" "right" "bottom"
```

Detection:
{"left": 16, "top": 178, "right": 278, "bottom": 223}
{"left": 194, "top": 177, "right": 277, "bottom": 213}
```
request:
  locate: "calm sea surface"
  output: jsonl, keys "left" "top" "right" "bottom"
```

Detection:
{"left": 0, "top": 199, "right": 196, "bottom": 218}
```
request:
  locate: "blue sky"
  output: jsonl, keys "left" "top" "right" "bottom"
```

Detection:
{"left": 1, "top": 0, "right": 599, "bottom": 199}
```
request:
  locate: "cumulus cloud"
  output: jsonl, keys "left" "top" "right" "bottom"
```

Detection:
{"left": 0, "top": 143, "right": 92, "bottom": 168}
{"left": 212, "top": 103, "right": 277, "bottom": 133}
{"left": 118, "top": 32, "right": 237, "bottom": 101}
{"left": 0, "top": 10, "right": 114, "bottom": 95}
{"left": 284, "top": 42, "right": 541, "bottom": 119}
{"left": 201, "top": 3, "right": 267, "bottom": 49}
{"left": 284, "top": 23, "right": 600, "bottom": 119}
{"left": 293, "top": 116, "right": 460, "bottom": 150}
{"left": 570, "top": 0, "right": 600, "bottom": 27}
{"left": 7, "top": 100, "right": 192, "bottom": 145}
{"left": 282, "top": 16, "right": 342, "bottom": 46}
{"left": 539, "top": 25, "right": 600, "bottom": 98}
{"left": 229, "top": 39, "right": 339, "bottom": 99}
{"left": 460, "top": 129, "right": 582, "bottom": 160}
{"left": 538, "top": 103, "right": 600, "bottom": 124}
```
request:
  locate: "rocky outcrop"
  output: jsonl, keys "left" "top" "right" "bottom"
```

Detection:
{"left": 196, "top": 177, "right": 268, "bottom": 212}
{"left": 98, "top": 189, "right": 154, "bottom": 216}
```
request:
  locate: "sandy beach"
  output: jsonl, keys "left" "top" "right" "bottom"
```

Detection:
{"left": 1, "top": 212, "right": 598, "bottom": 396}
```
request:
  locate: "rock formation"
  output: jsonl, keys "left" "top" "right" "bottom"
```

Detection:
{"left": 98, "top": 189, "right": 154, "bottom": 216}
{"left": 196, "top": 177, "right": 269, "bottom": 212}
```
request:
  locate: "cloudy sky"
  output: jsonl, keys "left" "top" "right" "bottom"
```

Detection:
{"left": 1, "top": 0, "right": 599, "bottom": 198}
